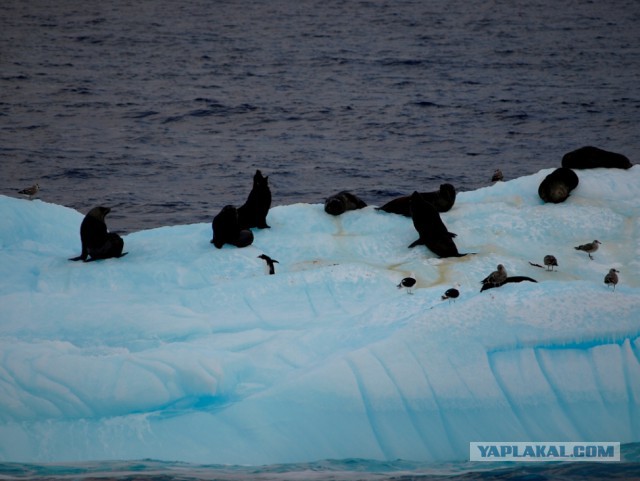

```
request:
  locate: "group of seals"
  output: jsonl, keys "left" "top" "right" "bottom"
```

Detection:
{"left": 324, "top": 185, "right": 463, "bottom": 259}
{"left": 70, "top": 206, "right": 127, "bottom": 262}
{"left": 538, "top": 146, "right": 633, "bottom": 204}
{"left": 211, "top": 170, "right": 272, "bottom": 249}
{"left": 377, "top": 183, "right": 456, "bottom": 216}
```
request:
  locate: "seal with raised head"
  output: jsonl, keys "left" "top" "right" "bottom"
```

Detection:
{"left": 69, "top": 206, "right": 126, "bottom": 262}
{"left": 562, "top": 146, "right": 632, "bottom": 170}
{"left": 408, "top": 191, "right": 468, "bottom": 258}
{"left": 238, "top": 169, "right": 271, "bottom": 229}
{"left": 377, "top": 183, "right": 456, "bottom": 217}
{"left": 211, "top": 205, "right": 254, "bottom": 249}
{"left": 324, "top": 191, "right": 367, "bottom": 216}
{"left": 538, "top": 167, "right": 579, "bottom": 204}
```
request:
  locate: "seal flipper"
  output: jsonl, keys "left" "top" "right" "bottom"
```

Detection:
{"left": 408, "top": 238, "right": 425, "bottom": 248}
{"left": 69, "top": 246, "right": 89, "bottom": 261}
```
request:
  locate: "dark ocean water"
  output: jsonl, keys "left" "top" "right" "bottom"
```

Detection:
{"left": 2, "top": 445, "right": 640, "bottom": 481}
{"left": 2, "top": 0, "right": 640, "bottom": 479}
{"left": 2, "top": 0, "right": 639, "bottom": 233}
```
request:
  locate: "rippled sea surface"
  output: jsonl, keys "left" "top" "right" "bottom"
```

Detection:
{"left": 2, "top": 446, "right": 640, "bottom": 481}
{"left": 2, "top": 0, "right": 639, "bottom": 233}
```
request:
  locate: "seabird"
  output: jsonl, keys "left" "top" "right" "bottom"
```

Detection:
{"left": 491, "top": 169, "right": 504, "bottom": 182}
{"left": 604, "top": 268, "right": 619, "bottom": 291}
{"left": 18, "top": 183, "right": 39, "bottom": 200}
{"left": 258, "top": 254, "right": 279, "bottom": 275}
{"left": 397, "top": 276, "right": 417, "bottom": 294}
{"left": 543, "top": 255, "right": 558, "bottom": 271}
{"left": 574, "top": 240, "right": 601, "bottom": 260}
{"left": 481, "top": 264, "right": 508, "bottom": 288}
{"left": 441, "top": 287, "right": 460, "bottom": 302}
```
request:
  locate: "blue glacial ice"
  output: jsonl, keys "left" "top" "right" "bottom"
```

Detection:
{"left": 0, "top": 167, "right": 639, "bottom": 464}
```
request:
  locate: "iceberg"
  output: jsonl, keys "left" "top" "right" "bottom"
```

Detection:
{"left": 1, "top": 167, "right": 639, "bottom": 464}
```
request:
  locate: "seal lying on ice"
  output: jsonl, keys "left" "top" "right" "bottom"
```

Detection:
{"left": 538, "top": 167, "right": 579, "bottom": 204}
{"left": 377, "top": 183, "right": 456, "bottom": 216}
{"left": 562, "top": 146, "right": 632, "bottom": 170}
{"left": 324, "top": 191, "right": 367, "bottom": 216}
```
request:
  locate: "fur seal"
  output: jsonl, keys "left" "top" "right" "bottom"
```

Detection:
{"left": 377, "top": 183, "right": 456, "bottom": 217}
{"left": 211, "top": 205, "right": 254, "bottom": 249}
{"left": 538, "top": 167, "right": 579, "bottom": 204}
{"left": 562, "top": 146, "right": 632, "bottom": 170}
{"left": 324, "top": 191, "right": 367, "bottom": 216}
{"left": 69, "top": 206, "right": 126, "bottom": 262}
{"left": 408, "top": 191, "right": 468, "bottom": 258}
{"left": 238, "top": 170, "right": 271, "bottom": 229}
{"left": 480, "top": 276, "right": 538, "bottom": 292}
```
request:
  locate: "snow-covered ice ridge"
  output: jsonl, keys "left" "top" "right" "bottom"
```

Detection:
{"left": 1, "top": 167, "right": 639, "bottom": 464}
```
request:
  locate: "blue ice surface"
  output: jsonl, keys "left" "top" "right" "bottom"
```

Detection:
{"left": 0, "top": 167, "right": 639, "bottom": 464}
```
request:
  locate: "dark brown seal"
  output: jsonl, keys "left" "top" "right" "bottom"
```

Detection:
{"left": 408, "top": 191, "right": 468, "bottom": 258}
{"left": 562, "top": 146, "right": 632, "bottom": 170}
{"left": 211, "top": 205, "right": 254, "bottom": 249}
{"left": 480, "top": 276, "right": 537, "bottom": 292}
{"left": 238, "top": 170, "right": 271, "bottom": 229}
{"left": 538, "top": 167, "right": 579, "bottom": 204}
{"left": 69, "top": 206, "right": 126, "bottom": 262}
{"left": 324, "top": 191, "right": 367, "bottom": 216}
{"left": 377, "top": 183, "right": 456, "bottom": 217}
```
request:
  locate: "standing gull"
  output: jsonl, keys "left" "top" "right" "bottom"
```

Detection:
{"left": 529, "top": 255, "right": 559, "bottom": 271}
{"left": 544, "top": 255, "right": 558, "bottom": 271}
{"left": 18, "top": 183, "right": 39, "bottom": 200}
{"left": 604, "top": 268, "right": 619, "bottom": 291}
{"left": 574, "top": 240, "right": 601, "bottom": 260}
{"left": 481, "top": 264, "right": 508, "bottom": 289}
